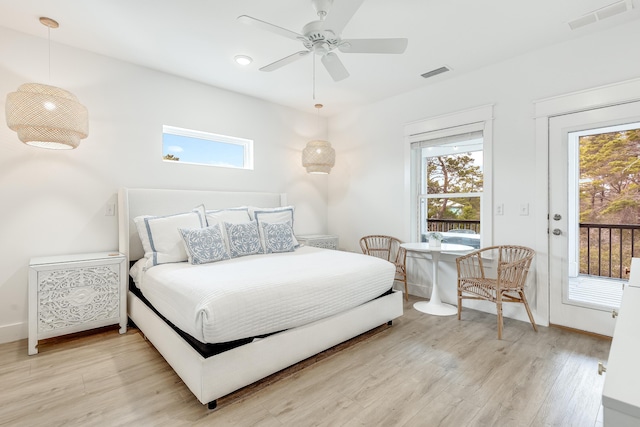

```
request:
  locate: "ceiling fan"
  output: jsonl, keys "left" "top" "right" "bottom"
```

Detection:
{"left": 238, "top": 0, "right": 408, "bottom": 82}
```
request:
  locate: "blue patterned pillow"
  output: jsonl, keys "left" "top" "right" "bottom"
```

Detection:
{"left": 261, "top": 221, "right": 295, "bottom": 254}
{"left": 179, "top": 224, "right": 230, "bottom": 265}
{"left": 225, "top": 220, "right": 264, "bottom": 258}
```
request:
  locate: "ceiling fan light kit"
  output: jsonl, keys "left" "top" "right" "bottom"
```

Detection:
{"left": 238, "top": 0, "right": 408, "bottom": 82}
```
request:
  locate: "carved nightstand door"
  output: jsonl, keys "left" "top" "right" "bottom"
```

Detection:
{"left": 28, "top": 252, "right": 127, "bottom": 355}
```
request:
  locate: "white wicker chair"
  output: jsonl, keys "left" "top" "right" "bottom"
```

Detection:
{"left": 456, "top": 245, "right": 537, "bottom": 339}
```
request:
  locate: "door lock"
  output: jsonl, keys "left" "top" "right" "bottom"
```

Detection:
{"left": 552, "top": 229, "right": 562, "bottom": 236}
{"left": 553, "top": 214, "right": 562, "bottom": 221}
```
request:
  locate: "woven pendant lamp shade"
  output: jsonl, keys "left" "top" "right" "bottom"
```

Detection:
{"left": 302, "top": 139, "right": 335, "bottom": 174}
{"left": 6, "top": 83, "right": 89, "bottom": 150}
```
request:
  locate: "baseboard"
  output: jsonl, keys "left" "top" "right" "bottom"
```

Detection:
{"left": 0, "top": 322, "right": 27, "bottom": 345}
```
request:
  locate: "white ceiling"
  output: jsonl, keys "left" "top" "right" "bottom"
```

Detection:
{"left": 1, "top": 0, "right": 638, "bottom": 116}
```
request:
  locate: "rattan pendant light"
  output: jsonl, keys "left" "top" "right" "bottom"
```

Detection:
{"left": 302, "top": 104, "right": 335, "bottom": 174}
{"left": 5, "top": 17, "right": 88, "bottom": 150}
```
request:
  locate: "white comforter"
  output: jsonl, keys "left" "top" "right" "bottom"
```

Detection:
{"left": 138, "top": 246, "right": 395, "bottom": 343}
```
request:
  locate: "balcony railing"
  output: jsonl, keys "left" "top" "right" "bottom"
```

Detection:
{"left": 426, "top": 219, "right": 480, "bottom": 233}
{"left": 580, "top": 222, "right": 640, "bottom": 279}
{"left": 426, "top": 219, "right": 639, "bottom": 279}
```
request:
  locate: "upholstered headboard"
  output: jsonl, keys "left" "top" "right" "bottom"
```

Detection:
{"left": 118, "top": 188, "right": 286, "bottom": 261}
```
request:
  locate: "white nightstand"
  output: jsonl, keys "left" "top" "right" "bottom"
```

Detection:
{"left": 296, "top": 234, "right": 339, "bottom": 250}
{"left": 28, "top": 252, "right": 127, "bottom": 355}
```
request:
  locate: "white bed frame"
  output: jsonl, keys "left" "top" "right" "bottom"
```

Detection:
{"left": 118, "top": 187, "right": 404, "bottom": 408}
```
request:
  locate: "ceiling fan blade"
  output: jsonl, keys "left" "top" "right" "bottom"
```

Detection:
{"left": 260, "top": 51, "right": 310, "bottom": 72}
{"left": 321, "top": 53, "right": 349, "bottom": 82}
{"left": 339, "top": 38, "right": 408, "bottom": 54}
{"left": 322, "top": 0, "right": 365, "bottom": 35}
{"left": 237, "top": 15, "right": 303, "bottom": 41}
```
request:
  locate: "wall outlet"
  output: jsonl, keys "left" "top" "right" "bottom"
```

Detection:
{"left": 496, "top": 204, "right": 504, "bottom": 215}
{"left": 105, "top": 203, "right": 116, "bottom": 216}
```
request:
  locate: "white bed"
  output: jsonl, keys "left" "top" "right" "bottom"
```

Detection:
{"left": 118, "top": 187, "right": 404, "bottom": 409}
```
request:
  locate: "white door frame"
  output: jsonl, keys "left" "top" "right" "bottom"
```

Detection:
{"left": 534, "top": 77, "right": 640, "bottom": 327}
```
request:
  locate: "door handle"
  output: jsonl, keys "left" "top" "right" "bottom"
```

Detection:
{"left": 598, "top": 362, "right": 607, "bottom": 375}
{"left": 552, "top": 229, "right": 562, "bottom": 236}
{"left": 553, "top": 214, "right": 561, "bottom": 221}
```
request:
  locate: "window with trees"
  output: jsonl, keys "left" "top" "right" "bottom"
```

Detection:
{"left": 406, "top": 105, "right": 493, "bottom": 247}
{"left": 568, "top": 123, "right": 640, "bottom": 277}
{"left": 412, "top": 131, "right": 483, "bottom": 246}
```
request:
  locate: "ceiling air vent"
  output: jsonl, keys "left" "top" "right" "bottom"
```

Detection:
{"left": 568, "top": 0, "right": 633, "bottom": 30}
{"left": 421, "top": 66, "right": 451, "bottom": 79}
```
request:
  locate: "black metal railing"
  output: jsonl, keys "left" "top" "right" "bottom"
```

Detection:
{"left": 425, "top": 220, "right": 640, "bottom": 279}
{"left": 426, "top": 219, "right": 481, "bottom": 233}
{"left": 580, "top": 223, "right": 640, "bottom": 279}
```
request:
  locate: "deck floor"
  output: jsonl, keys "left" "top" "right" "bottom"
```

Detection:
{"left": 568, "top": 275, "right": 624, "bottom": 308}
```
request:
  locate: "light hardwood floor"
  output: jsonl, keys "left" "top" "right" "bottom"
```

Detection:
{"left": 0, "top": 297, "right": 611, "bottom": 427}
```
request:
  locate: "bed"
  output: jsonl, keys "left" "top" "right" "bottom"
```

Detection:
{"left": 118, "top": 187, "right": 404, "bottom": 409}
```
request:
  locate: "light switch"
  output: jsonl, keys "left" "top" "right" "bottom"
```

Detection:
{"left": 519, "top": 203, "right": 529, "bottom": 216}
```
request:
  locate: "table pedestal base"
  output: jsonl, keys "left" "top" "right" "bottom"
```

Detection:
{"left": 413, "top": 300, "right": 457, "bottom": 316}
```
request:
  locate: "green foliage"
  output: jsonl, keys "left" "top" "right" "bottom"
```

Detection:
{"left": 163, "top": 154, "right": 180, "bottom": 161}
{"left": 579, "top": 130, "right": 640, "bottom": 224}
{"left": 579, "top": 129, "right": 640, "bottom": 278}
{"left": 426, "top": 153, "right": 482, "bottom": 220}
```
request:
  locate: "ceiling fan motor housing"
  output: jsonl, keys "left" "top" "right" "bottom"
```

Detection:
{"left": 303, "top": 21, "right": 339, "bottom": 53}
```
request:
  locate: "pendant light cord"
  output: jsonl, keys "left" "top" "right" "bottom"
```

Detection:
{"left": 312, "top": 54, "right": 316, "bottom": 100}
{"left": 47, "top": 25, "right": 51, "bottom": 82}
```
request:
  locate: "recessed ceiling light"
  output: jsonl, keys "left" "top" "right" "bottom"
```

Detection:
{"left": 234, "top": 55, "right": 252, "bottom": 66}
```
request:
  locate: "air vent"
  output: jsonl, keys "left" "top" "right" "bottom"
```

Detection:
{"left": 569, "top": 0, "right": 632, "bottom": 30}
{"left": 421, "top": 66, "right": 451, "bottom": 79}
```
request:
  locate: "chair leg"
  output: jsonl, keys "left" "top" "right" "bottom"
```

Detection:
{"left": 457, "top": 290, "right": 462, "bottom": 320}
{"left": 519, "top": 290, "right": 538, "bottom": 332}
{"left": 497, "top": 302, "right": 503, "bottom": 340}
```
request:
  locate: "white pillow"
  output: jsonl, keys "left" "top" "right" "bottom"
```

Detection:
{"left": 179, "top": 224, "right": 230, "bottom": 265}
{"left": 205, "top": 207, "right": 250, "bottom": 227}
{"left": 206, "top": 207, "right": 251, "bottom": 252}
{"left": 260, "top": 221, "right": 296, "bottom": 254}
{"left": 134, "top": 205, "right": 206, "bottom": 268}
{"left": 250, "top": 206, "right": 299, "bottom": 247}
{"left": 225, "top": 220, "right": 264, "bottom": 258}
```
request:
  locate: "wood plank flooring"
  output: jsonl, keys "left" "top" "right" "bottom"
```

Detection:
{"left": 0, "top": 297, "right": 611, "bottom": 426}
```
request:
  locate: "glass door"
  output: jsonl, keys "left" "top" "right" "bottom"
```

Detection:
{"left": 549, "top": 102, "right": 640, "bottom": 336}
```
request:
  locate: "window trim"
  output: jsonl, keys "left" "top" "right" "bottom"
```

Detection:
{"left": 404, "top": 105, "right": 494, "bottom": 245}
{"left": 162, "top": 125, "right": 254, "bottom": 170}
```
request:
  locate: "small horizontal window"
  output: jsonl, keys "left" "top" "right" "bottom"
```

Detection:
{"left": 162, "top": 125, "right": 253, "bottom": 170}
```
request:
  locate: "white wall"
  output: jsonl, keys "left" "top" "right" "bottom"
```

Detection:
{"left": 327, "top": 20, "right": 640, "bottom": 325}
{"left": 0, "top": 27, "right": 329, "bottom": 343}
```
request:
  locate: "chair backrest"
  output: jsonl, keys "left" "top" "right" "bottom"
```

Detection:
{"left": 497, "top": 245, "right": 535, "bottom": 289}
{"left": 360, "top": 235, "right": 403, "bottom": 264}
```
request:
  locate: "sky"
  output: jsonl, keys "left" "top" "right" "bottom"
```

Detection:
{"left": 162, "top": 133, "right": 245, "bottom": 168}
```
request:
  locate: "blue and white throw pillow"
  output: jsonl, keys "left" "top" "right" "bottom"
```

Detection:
{"left": 261, "top": 221, "right": 295, "bottom": 254}
{"left": 251, "top": 206, "right": 299, "bottom": 247}
{"left": 225, "top": 220, "right": 264, "bottom": 258}
{"left": 179, "top": 224, "right": 230, "bottom": 265}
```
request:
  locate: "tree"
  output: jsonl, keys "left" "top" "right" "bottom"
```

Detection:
{"left": 580, "top": 130, "right": 640, "bottom": 224}
{"left": 426, "top": 153, "right": 483, "bottom": 220}
{"left": 579, "top": 129, "right": 640, "bottom": 276}
{"left": 163, "top": 154, "right": 180, "bottom": 161}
